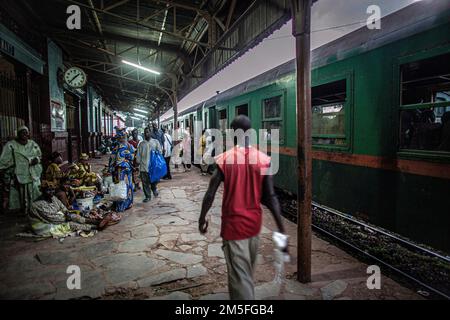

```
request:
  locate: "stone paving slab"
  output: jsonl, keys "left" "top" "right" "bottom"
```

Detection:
{"left": 155, "top": 249, "right": 203, "bottom": 265}
{"left": 118, "top": 238, "right": 158, "bottom": 253}
{"left": 187, "top": 264, "right": 208, "bottom": 279}
{"left": 137, "top": 268, "right": 187, "bottom": 287}
{"left": 181, "top": 233, "right": 207, "bottom": 243}
{"left": 150, "top": 291, "right": 193, "bottom": 300}
{"left": 131, "top": 224, "right": 159, "bottom": 239}
{"left": 320, "top": 280, "right": 349, "bottom": 300}
{"left": 207, "top": 243, "right": 225, "bottom": 258}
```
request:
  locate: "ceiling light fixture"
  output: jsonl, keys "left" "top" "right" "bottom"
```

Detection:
{"left": 134, "top": 113, "right": 147, "bottom": 119}
{"left": 122, "top": 60, "right": 161, "bottom": 75}
{"left": 134, "top": 108, "right": 148, "bottom": 114}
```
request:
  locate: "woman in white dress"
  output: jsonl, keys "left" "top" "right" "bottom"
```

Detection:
{"left": 181, "top": 127, "right": 192, "bottom": 172}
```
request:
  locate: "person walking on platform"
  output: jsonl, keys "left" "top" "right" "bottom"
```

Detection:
{"left": 128, "top": 129, "right": 140, "bottom": 149}
{"left": 109, "top": 129, "right": 135, "bottom": 212}
{"left": 198, "top": 115, "right": 288, "bottom": 300}
{"left": 0, "top": 126, "right": 42, "bottom": 215}
{"left": 136, "top": 127, "right": 162, "bottom": 202}
{"left": 129, "top": 129, "right": 141, "bottom": 191}
{"left": 162, "top": 128, "right": 173, "bottom": 180}
{"left": 151, "top": 122, "right": 165, "bottom": 147}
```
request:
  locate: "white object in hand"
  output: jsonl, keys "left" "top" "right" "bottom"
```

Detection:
{"left": 273, "top": 232, "right": 288, "bottom": 249}
{"left": 272, "top": 232, "right": 291, "bottom": 263}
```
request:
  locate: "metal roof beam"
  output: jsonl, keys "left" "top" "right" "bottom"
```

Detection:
{"left": 147, "top": 0, "right": 210, "bottom": 19}
{"left": 76, "top": 62, "right": 173, "bottom": 92}
{"left": 103, "top": 0, "right": 131, "bottom": 12}
{"left": 48, "top": 28, "right": 191, "bottom": 65}
{"left": 225, "top": 0, "right": 237, "bottom": 30}
{"left": 58, "top": 0, "right": 214, "bottom": 48}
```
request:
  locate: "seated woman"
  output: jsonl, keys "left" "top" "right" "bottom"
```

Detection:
{"left": 56, "top": 177, "right": 76, "bottom": 209}
{"left": 66, "top": 163, "right": 83, "bottom": 187}
{"left": 77, "top": 153, "right": 102, "bottom": 191}
{"left": 45, "top": 153, "right": 74, "bottom": 209}
{"left": 46, "top": 152, "right": 64, "bottom": 185}
{"left": 29, "top": 180, "right": 99, "bottom": 238}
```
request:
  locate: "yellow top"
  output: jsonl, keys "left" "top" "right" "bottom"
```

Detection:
{"left": 198, "top": 135, "right": 206, "bottom": 156}
{"left": 45, "top": 163, "right": 63, "bottom": 185}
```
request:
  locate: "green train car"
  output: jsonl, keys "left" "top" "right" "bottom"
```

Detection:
{"left": 162, "top": 0, "right": 450, "bottom": 253}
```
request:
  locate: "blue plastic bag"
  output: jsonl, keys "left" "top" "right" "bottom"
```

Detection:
{"left": 148, "top": 149, "right": 168, "bottom": 183}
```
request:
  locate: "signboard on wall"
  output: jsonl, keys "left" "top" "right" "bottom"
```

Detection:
{"left": 51, "top": 100, "right": 66, "bottom": 131}
{"left": 0, "top": 24, "right": 45, "bottom": 74}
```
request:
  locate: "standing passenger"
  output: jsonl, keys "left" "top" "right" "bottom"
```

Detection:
{"left": 182, "top": 127, "right": 192, "bottom": 172}
{"left": 162, "top": 128, "right": 173, "bottom": 180}
{"left": 198, "top": 116, "right": 288, "bottom": 300}
{"left": 151, "top": 122, "right": 165, "bottom": 147}
{"left": 129, "top": 129, "right": 141, "bottom": 191}
{"left": 0, "top": 126, "right": 42, "bottom": 215}
{"left": 198, "top": 129, "right": 208, "bottom": 176}
{"left": 136, "top": 127, "right": 162, "bottom": 203}
{"left": 109, "top": 129, "right": 135, "bottom": 212}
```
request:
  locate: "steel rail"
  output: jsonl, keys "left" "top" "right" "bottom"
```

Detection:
{"left": 279, "top": 200, "right": 450, "bottom": 300}
{"left": 312, "top": 202, "right": 450, "bottom": 263}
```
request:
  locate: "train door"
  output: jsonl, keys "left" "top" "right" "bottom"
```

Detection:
{"left": 209, "top": 106, "right": 217, "bottom": 129}
{"left": 190, "top": 114, "right": 194, "bottom": 135}
{"left": 218, "top": 108, "right": 228, "bottom": 132}
{"left": 196, "top": 109, "right": 203, "bottom": 131}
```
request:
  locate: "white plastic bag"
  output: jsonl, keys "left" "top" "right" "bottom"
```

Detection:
{"left": 109, "top": 181, "right": 128, "bottom": 201}
{"left": 272, "top": 232, "right": 291, "bottom": 284}
{"left": 102, "top": 176, "right": 114, "bottom": 193}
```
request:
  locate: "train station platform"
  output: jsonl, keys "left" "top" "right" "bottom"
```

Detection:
{"left": 0, "top": 156, "right": 421, "bottom": 300}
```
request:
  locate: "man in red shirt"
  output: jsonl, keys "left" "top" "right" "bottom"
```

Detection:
{"left": 199, "top": 115, "right": 288, "bottom": 300}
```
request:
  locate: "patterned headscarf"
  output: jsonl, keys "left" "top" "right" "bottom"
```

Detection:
{"left": 17, "top": 126, "right": 29, "bottom": 135}
{"left": 41, "top": 180, "right": 58, "bottom": 189}
{"left": 116, "top": 128, "right": 127, "bottom": 138}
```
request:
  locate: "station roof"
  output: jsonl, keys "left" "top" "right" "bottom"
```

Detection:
{"left": 16, "top": 0, "right": 306, "bottom": 117}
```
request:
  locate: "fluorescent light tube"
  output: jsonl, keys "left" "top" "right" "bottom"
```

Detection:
{"left": 122, "top": 60, "right": 161, "bottom": 75}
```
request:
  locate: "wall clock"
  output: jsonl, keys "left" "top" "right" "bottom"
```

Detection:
{"left": 64, "top": 67, "right": 87, "bottom": 88}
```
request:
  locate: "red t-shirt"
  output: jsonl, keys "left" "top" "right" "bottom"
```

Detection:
{"left": 129, "top": 140, "right": 139, "bottom": 149}
{"left": 215, "top": 146, "right": 271, "bottom": 241}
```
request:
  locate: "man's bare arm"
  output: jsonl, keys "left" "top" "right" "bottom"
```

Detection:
{"left": 262, "top": 175, "right": 286, "bottom": 234}
{"left": 199, "top": 168, "right": 224, "bottom": 233}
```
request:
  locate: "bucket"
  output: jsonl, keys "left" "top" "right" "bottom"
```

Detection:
{"left": 76, "top": 196, "right": 94, "bottom": 212}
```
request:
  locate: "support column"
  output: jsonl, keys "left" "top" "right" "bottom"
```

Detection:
{"left": 157, "top": 105, "right": 160, "bottom": 128}
{"left": 173, "top": 91, "right": 178, "bottom": 131}
{"left": 292, "top": 0, "right": 312, "bottom": 284}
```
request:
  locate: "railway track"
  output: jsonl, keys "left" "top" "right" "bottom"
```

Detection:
{"left": 278, "top": 195, "right": 450, "bottom": 300}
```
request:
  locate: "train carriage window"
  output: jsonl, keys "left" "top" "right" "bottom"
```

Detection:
{"left": 312, "top": 80, "right": 347, "bottom": 146}
{"left": 219, "top": 109, "right": 227, "bottom": 132}
{"left": 236, "top": 104, "right": 249, "bottom": 116}
{"left": 262, "top": 96, "right": 284, "bottom": 144}
{"left": 399, "top": 52, "right": 450, "bottom": 152}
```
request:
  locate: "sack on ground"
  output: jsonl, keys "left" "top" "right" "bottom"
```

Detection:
{"left": 148, "top": 150, "right": 167, "bottom": 183}
{"left": 109, "top": 180, "right": 128, "bottom": 201}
